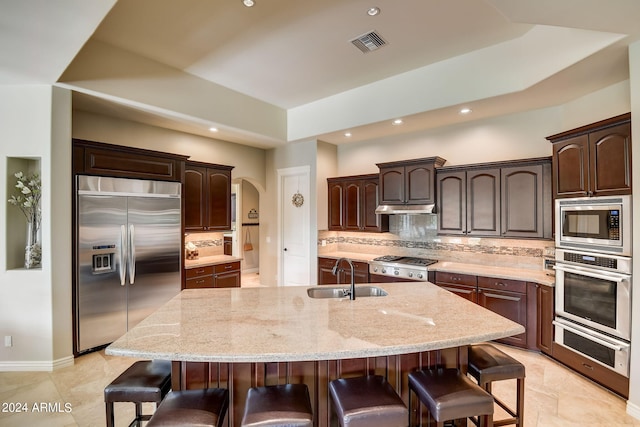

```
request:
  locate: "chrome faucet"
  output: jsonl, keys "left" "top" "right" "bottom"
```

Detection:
{"left": 332, "top": 258, "right": 356, "bottom": 300}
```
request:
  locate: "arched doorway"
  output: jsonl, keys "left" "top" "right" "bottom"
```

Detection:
{"left": 233, "top": 178, "right": 262, "bottom": 287}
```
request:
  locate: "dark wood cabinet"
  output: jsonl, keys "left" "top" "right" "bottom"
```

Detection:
{"left": 437, "top": 167, "right": 500, "bottom": 236}
{"left": 223, "top": 236, "right": 232, "bottom": 255}
{"left": 185, "top": 162, "right": 234, "bottom": 232}
{"left": 435, "top": 271, "right": 541, "bottom": 350}
{"left": 377, "top": 157, "right": 446, "bottom": 206}
{"left": 185, "top": 266, "right": 215, "bottom": 289}
{"left": 317, "top": 257, "right": 369, "bottom": 285}
{"left": 437, "top": 158, "right": 551, "bottom": 238}
{"left": 501, "top": 163, "right": 549, "bottom": 238}
{"left": 214, "top": 261, "right": 241, "bottom": 288}
{"left": 327, "top": 175, "right": 388, "bottom": 232}
{"left": 184, "top": 261, "right": 240, "bottom": 289}
{"left": 434, "top": 271, "right": 478, "bottom": 303}
{"left": 548, "top": 113, "right": 632, "bottom": 198}
{"left": 73, "top": 139, "right": 187, "bottom": 181}
{"left": 477, "top": 276, "right": 527, "bottom": 347}
{"left": 534, "top": 282, "right": 554, "bottom": 355}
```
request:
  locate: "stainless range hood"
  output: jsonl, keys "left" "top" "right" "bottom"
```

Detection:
{"left": 375, "top": 204, "right": 436, "bottom": 215}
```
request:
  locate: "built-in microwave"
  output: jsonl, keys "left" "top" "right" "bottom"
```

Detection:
{"left": 555, "top": 196, "right": 631, "bottom": 256}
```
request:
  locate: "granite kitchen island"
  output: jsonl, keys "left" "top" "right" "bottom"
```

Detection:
{"left": 107, "top": 282, "right": 524, "bottom": 426}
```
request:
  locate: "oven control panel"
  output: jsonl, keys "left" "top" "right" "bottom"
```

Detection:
{"left": 562, "top": 252, "right": 617, "bottom": 269}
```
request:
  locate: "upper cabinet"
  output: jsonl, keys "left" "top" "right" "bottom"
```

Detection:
{"left": 437, "top": 158, "right": 551, "bottom": 239}
{"left": 377, "top": 157, "right": 446, "bottom": 206}
{"left": 185, "top": 161, "right": 234, "bottom": 232}
{"left": 547, "top": 113, "right": 632, "bottom": 198}
{"left": 73, "top": 139, "right": 187, "bottom": 181}
{"left": 327, "top": 174, "right": 389, "bottom": 232}
{"left": 437, "top": 168, "right": 500, "bottom": 236}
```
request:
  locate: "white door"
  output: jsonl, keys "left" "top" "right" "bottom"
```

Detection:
{"left": 278, "top": 166, "right": 310, "bottom": 286}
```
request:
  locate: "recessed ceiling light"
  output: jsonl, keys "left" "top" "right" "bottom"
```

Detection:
{"left": 209, "top": 127, "right": 218, "bottom": 132}
{"left": 243, "top": 0, "right": 254, "bottom": 7}
{"left": 392, "top": 119, "right": 403, "bottom": 126}
{"left": 344, "top": 132, "right": 352, "bottom": 137}
{"left": 367, "top": 7, "right": 380, "bottom": 16}
{"left": 459, "top": 107, "right": 472, "bottom": 115}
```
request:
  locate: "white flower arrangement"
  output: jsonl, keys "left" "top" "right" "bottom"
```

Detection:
{"left": 8, "top": 171, "right": 42, "bottom": 228}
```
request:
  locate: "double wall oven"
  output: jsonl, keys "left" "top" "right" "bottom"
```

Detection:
{"left": 553, "top": 196, "right": 632, "bottom": 377}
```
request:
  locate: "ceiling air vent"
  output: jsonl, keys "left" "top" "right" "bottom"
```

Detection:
{"left": 350, "top": 31, "right": 387, "bottom": 53}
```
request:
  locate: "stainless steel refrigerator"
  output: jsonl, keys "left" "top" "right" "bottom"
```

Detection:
{"left": 75, "top": 175, "right": 182, "bottom": 354}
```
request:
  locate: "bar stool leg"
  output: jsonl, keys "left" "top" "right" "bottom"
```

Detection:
{"left": 106, "top": 402, "right": 115, "bottom": 427}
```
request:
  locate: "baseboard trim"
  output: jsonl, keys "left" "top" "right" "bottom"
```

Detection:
{"left": 628, "top": 400, "right": 640, "bottom": 421}
{"left": 0, "top": 356, "right": 74, "bottom": 372}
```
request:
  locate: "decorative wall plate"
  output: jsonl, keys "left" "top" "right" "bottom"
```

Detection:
{"left": 292, "top": 192, "right": 304, "bottom": 207}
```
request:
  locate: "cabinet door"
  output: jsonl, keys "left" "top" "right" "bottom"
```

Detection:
{"left": 206, "top": 168, "right": 231, "bottom": 230}
{"left": 361, "top": 179, "right": 387, "bottom": 232}
{"left": 501, "top": 164, "right": 543, "bottom": 238}
{"left": 536, "top": 283, "right": 554, "bottom": 355}
{"left": 379, "top": 166, "right": 405, "bottom": 204}
{"left": 328, "top": 181, "right": 344, "bottom": 230}
{"left": 405, "top": 163, "right": 436, "bottom": 205}
{"left": 437, "top": 171, "right": 466, "bottom": 235}
{"left": 438, "top": 283, "right": 477, "bottom": 303}
{"left": 478, "top": 287, "right": 527, "bottom": 348}
{"left": 341, "top": 261, "right": 369, "bottom": 284}
{"left": 184, "top": 166, "right": 207, "bottom": 231}
{"left": 343, "top": 181, "right": 362, "bottom": 230}
{"left": 434, "top": 271, "right": 477, "bottom": 303}
{"left": 553, "top": 135, "right": 589, "bottom": 198}
{"left": 214, "top": 271, "right": 240, "bottom": 288}
{"left": 318, "top": 257, "right": 338, "bottom": 285}
{"left": 466, "top": 168, "right": 500, "bottom": 236}
{"left": 589, "top": 122, "right": 632, "bottom": 196}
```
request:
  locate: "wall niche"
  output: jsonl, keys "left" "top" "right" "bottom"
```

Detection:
{"left": 6, "top": 157, "right": 42, "bottom": 270}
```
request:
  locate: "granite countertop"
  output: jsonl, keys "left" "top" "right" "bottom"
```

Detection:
{"left": 184, "top": 254, "right": 242, "bottom": 269}
{"left": 105, "top": 282, "right": 524, "bottom": 363}
{"left": 319, "top": 251, "right": 555, "bottom": 287}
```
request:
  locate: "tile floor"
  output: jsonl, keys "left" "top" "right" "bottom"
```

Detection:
{"left": 1, "top": 343, "right": 639, "bottom": 426}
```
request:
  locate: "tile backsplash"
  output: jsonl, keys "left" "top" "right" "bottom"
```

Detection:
{"left": 319, "top": 215, "right": 554, "bottom": 270}
{"left": 185, "top": 232, "right": 227, "bottom": 257}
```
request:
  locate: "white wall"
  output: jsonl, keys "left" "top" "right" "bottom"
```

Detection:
{"left": 73, "top": 110, "right": 267, "bottom": 187}
{"left": 262, "top": 140, "right": 318, "bottom": 286}
{"left": 0, "top": 85, "right": 73, "bottom": 370}
{"left": 626, "top": 40, "right": 640, "bottom": 420}
{"left": 336, "top": 81, "right": 630, "bottom": 175}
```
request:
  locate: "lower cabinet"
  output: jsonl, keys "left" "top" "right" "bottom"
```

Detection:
{"left": 185, "top": 261, "right": 241, "bottom": 289}
{"left": 318, "top": 257, "right": 369, "bottom": 285}
{"left": 434, "top": 271, "right": 553, "bottom": 351}
{"left": 477, "top": 276, "right": 527, "bottom": 348}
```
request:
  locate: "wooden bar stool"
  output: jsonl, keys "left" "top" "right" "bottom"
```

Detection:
{"left": 104, "top": 359, "right": 172, "bottom": 427}
{"left": 241, "top": 383, "right": 313, "bottom": 427}
{"left": 408, "top": 368, "right": 494, "bottom": 427}
{"left": 467, "top": 344, "right": 525, "bottom": 427}
{"left": 146, "top": 388, "right": 229, "bottom": 427}
{"left": 329, "top": 375, "right": 407, "bottom": 427}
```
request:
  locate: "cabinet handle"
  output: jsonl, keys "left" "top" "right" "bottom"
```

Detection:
{"left": 225, "top": 264, "right": 233, "bottom": 269}
{"left": 495, "top": 282, "right": 507, "bottom": 287}
{"left": 196, "top": 279, "right": 205, "bottom": 284}
{"left": 582, "top": 363, "right": 594, "bottom": 371}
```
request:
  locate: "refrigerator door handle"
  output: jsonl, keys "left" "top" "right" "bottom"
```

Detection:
{"left": 119, "top": 225, "right": 127, "bottom": 286}
{"left": 129, "top": 224, "right": 136, "bottom": 284}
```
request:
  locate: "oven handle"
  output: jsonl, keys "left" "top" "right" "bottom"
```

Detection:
{"left": 553, "top": 319, "right": 629, "bottom": 351}
{"left": 553, "top": 264, "right": 630, "bottom": 282}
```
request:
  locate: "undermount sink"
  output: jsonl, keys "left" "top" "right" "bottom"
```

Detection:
{"left": 307, "top": 286, "right": 388, "bottom": 299}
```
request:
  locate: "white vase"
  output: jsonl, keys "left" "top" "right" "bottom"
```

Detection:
{"left": 25, "top": 219, "right": 42, "bottom": 269}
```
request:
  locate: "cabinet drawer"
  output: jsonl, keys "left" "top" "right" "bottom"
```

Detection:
{"left": 185, "top": 276, "right": 214, "bottom": 289}
{"left": 477, "top": 276, "right": 527, "bottom": 294}
{"left": 215, "top": 261, "right": 240, "bottom": 273}
{"left": 186, "top": 266, "right": 213, "bottom": 279}
{"left": 435, "top": 271, "right": 477, "bottom": 287}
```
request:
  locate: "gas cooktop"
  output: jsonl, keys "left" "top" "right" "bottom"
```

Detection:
{"left": 371, "top": 255, "right": 438, "bottom": 267}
